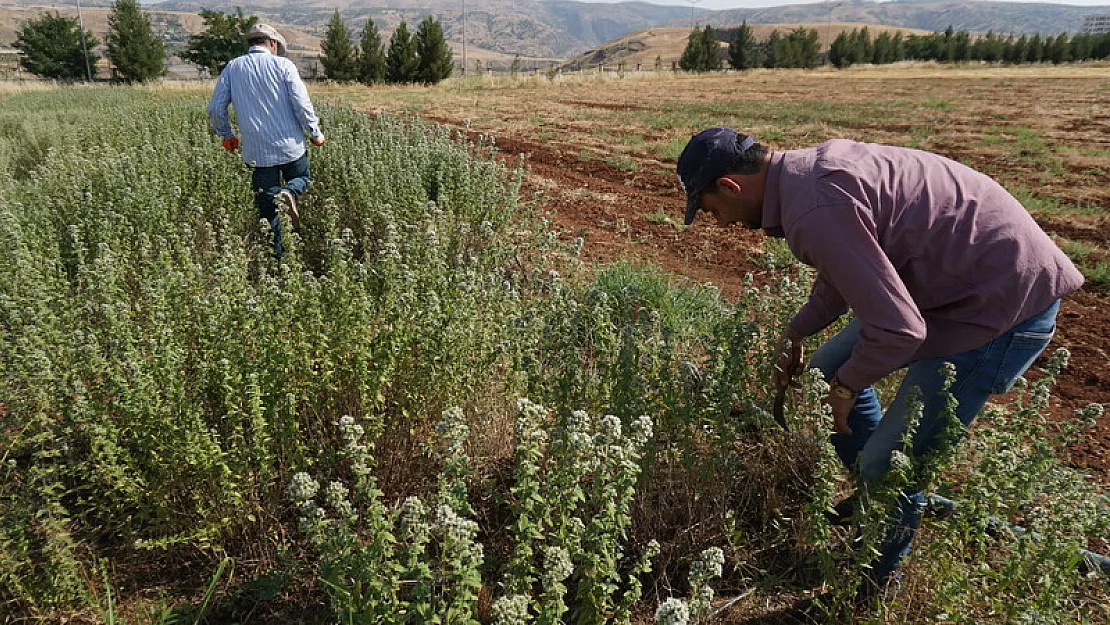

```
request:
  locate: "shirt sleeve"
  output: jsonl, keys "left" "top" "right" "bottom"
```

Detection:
{"left": 206, "top": 71, "right": 234, "bottom": 139}
{"left": 789, "top": 273, "right": 848, "bottom": 338}
{"left": 790, "top": 198, "right": 927, "bottom": 392}
{"left": 283, "top": 60, "right": 322, "bottom": 139}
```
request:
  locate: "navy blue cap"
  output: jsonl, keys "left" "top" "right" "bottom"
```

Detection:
{"left": 676, "top": 127, "right": 755, "bottom": 225}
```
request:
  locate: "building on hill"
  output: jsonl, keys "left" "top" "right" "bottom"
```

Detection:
{"left": 1083, "top": 14, "right": 1110, "bottom": 35}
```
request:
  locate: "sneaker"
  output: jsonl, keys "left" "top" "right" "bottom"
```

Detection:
{"left": 277, "top": 189, "right": 300, "bottom": 229}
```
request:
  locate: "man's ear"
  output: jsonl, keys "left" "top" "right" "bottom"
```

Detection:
{"left": 715, "top": 176, "right": 744, "bottom": 197}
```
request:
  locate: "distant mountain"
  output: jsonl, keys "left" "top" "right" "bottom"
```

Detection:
{"left": 697, "top": 0, "right": 1109, "bottom": 37}
{"left": 3, "top": 0, "right": 1108, "bottom": 64}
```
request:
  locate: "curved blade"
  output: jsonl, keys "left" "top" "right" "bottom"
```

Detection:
{"left": 772, "top": 386, "right": 790, "bottom": 431}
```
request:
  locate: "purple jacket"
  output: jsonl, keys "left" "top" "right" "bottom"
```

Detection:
{"left": 763, "top": 140, "right": 1083, "bottom": 392}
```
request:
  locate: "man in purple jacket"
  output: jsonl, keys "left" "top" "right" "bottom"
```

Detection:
{"left": 677, "top": 126, "right": 1083, "bottom": 599}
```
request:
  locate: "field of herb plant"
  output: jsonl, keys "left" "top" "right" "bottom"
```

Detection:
{"left": 0, "top": 69, "right": 1108, "bottom": 624}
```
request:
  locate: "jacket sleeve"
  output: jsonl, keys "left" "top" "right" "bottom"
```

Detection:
{"left": 789, "top": 199, "right": 926, "bottom": 391}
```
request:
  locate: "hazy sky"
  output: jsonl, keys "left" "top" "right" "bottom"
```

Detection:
{"left": 586, "top": 0, "right": 1110, "bottom": 9}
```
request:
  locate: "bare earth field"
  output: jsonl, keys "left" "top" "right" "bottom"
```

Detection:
{"left": 329, "top": 63, "right": 1110, "bottom": 481}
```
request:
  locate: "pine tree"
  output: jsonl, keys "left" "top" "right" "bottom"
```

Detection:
{"left": 728, "top": 21, "right": 758, "bottom": 70}
{"left": 106, "top": 0, "right": 165, "bottom": 82}
{"left": 14, "top": 12, "right": 99, "bottom": 80}
{"left": 828, "top": 31, "right": 853, "bottom": 68}
{"left": 358, "top": 17, "right": 386, "bottom": 84}
{"left": 763, "top": 30, "right": 782, "bottom": 68}
{"left": 182, "top": 9, "right": 256, "bottom": 76}
{"left": 700, "top": 25, "right": 720, "bottom": 70}
{"left": 414, "top": 15, "right": 453, "bottom": 84}
{"left": 680, "top": 27, "right": 706, "bottom": 71}
{"left": 320, "top": 10, "right": 358, "bottom": 81}
{"left": 386, "top": 21, "right": 418, "bottom": 83}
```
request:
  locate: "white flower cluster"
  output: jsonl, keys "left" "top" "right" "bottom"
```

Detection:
{"left": 543, "top": 545, "right": 574, "bottom": 583}
{"left": 324, "top": 481, "right": 356, "bottom": 520}
{"left": 286, "top": 471, "right": 320, "bottom": 502}
{"left": 435, "top": 504, "right": 479, "bottom": 543}
{"left": 690, "top": 546, "right": 725, "bottom": 581}
{"left": 654, "top": 597, "right": 690, "bottom": 625}
{"left": 437, "top": 406, "right": 470, "bottom": 456}
{"left": 630, "top": 415, "right": 653, "bottom": 447}
{"left": 337, "top": 415, "right": 366, "bottom": 452}
{"left": 491, "top": 594, "right": 530, "bottom": 624}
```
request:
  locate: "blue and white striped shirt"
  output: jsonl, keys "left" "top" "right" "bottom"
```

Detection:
{"left": 207, "top": 47, "right": 323, "bottom": 168}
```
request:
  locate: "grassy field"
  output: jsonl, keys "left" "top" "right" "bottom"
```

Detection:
{"left": 1, "top": 65, "right": 1109, "bottom": 623}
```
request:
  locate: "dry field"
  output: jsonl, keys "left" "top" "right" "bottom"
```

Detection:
{"left": 328, "top": 62, "right": 1110, "bottom": 479}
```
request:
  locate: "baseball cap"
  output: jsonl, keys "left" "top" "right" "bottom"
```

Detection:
{"left": 248, "top": 24, "right": 288, "bottom": 57}
{"left": 676, "top": 127, "right": 755, "bottom": 225}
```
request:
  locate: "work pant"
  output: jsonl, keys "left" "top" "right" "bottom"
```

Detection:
{"left": 252, "top": 153, "right": 311, "bottom": 256}
{"left": 808, "top": 300, "right": 1061, "bottom": 584}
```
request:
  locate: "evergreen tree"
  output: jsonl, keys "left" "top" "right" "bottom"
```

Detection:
{"left": 763, "top": 30, "right": 782, "bottom": 68}
{"left": 1026, "top": 34, "right": 1044, "bottom": 63}
{"left": 182, "top": 9, "right": 256, "bottom": 76}
{"left": 680, "top": 26, "right": 707, "bottom": 71}
{"left": 386, "top": 21, "right": 419, "bottom": 83}
{"left": 1046, "top": 32, "right": 1071, "bottom": 64}
{"left": 828, "top": 31, "right": 854, "bottom": 68}
{"left": 414, "top": 15, "right": 453, "bottom": 84}
{"left": 851, "top": 27, "right": 873, "bottom": 65}
{"left": 952, "top": 31, "right": 972, "bottom": 62}
{"left": 790, "top": 27, "right": 821, "bottom": 68}
{"left": 320, "top": 10, "right": 358, "bottom": 81}
{"left": 14, "top": 12, "right": 99, "bottom": 80}
{"left": 701, "top": 25, "right": 720, "bottom": 70}
{"left": 728, "top": 21, "right": 759, "bottom": 70}
{"left": 358, "top": 17, "right": 386, "bottom": 84}
{"left": 106, "top": 0, "right": 165, "bottom": 82}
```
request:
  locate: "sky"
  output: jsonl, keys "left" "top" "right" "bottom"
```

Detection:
{"left": 578, "top": 0, "right": 1110, "bottom": 10}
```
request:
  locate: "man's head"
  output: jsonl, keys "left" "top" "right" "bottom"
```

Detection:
{"left": 247, "top": 24, "right": 288, "bottom": 57}
{"left": 676, "top": 127, "right": 769, "bottom": 228}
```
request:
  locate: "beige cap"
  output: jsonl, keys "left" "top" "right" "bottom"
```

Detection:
{"left": 247, "top": 24, "right": 287, "bottom": 57}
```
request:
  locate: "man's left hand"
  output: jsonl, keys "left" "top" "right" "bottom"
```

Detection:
{"left": 827, "top": 390, "right": 855, "bottom": 435}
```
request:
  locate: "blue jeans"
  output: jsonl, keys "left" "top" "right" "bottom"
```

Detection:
{"left": 808, "top": 300, "right": 1060, "bottom": 584}
{"left": 251, "top": 153, "right": 311, "bottom": 255}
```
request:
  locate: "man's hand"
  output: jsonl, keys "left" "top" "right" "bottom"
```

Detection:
{"left": 827, "top": 391, "right": 855, "bottom": 435}
{"left": 222, "top": 136, "right": 240, "bottom": 152}
{"left": 310, "top": 134, "right": 327, "bottom": 147}
{"left": 773, "top": 326, "right": 805, "bottom": 390}
{"left": 827, "top": 377, "right": 857, "bottom": 435}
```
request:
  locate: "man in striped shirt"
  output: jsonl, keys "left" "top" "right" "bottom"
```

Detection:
{"left": 207, "top": 24, "right": 326, "bottom": 255}
{"left": 677, "top": 126, "right": 1083, "bottom": 601}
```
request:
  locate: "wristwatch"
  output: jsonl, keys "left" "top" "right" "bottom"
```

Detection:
{"left": 830, "top": 377, "right": 857, "bottom": 400}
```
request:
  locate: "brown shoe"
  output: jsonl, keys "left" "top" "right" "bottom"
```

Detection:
{"left": 277, "top": 189, "right": 300, "bottom": 229}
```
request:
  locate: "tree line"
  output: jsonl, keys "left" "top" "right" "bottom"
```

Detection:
{"left": 316, "top": 10, "right": 453, "bottom": 84}
{"left": 11, "top": 4, "right": 452, "bottom": 85}
{"left": 680, "top": 21, "right": 1110, "bottom": 72}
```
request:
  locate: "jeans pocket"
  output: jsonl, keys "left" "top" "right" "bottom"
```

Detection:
{"left": 990, "top": 330, "right": 1055, "bottom": 394}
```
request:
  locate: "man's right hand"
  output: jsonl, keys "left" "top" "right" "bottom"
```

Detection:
{"left": 773, "top": 327, "right": 805, "bottom": 390}
{"left": 310, "top": 134, "right": 327, "bottom": 147}
{"left": 222, "top": 136, "right": 240, "bottom": 152}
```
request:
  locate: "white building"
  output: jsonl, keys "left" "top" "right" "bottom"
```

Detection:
{"left": 1083, "top": 14, "right": 1110, "bottom": 35}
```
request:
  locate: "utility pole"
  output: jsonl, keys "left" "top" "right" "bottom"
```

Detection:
{"left": 462, "top": 0, "right": 467, "bottom": 76}
{"left": 75, "top": 0, "right": 92, "bottom": 81}
{"left": 687, "top": 0, "right": 702, "bottom": 28}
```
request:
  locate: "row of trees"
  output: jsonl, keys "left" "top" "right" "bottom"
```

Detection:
{"left": 12, "top": 4, "right": 453, "bottom": 85}
{"left": 318, "top": 11, "right": 453, "bottom": 84}
{"left": 681, "top": 23, "right": 824, "bottom": 71}
{"left": 14, "top": 0, "right": 164, "bottom": 82}
{"left": 681, "top": 21, "right": 1110, "bottom": 72}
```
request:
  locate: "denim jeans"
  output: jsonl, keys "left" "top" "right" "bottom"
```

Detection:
{"left": 251, "top": 153, "right": 311, "bottom": 255}
{"left": 808, "top": 300, "right": 1060, "bottom": 584}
